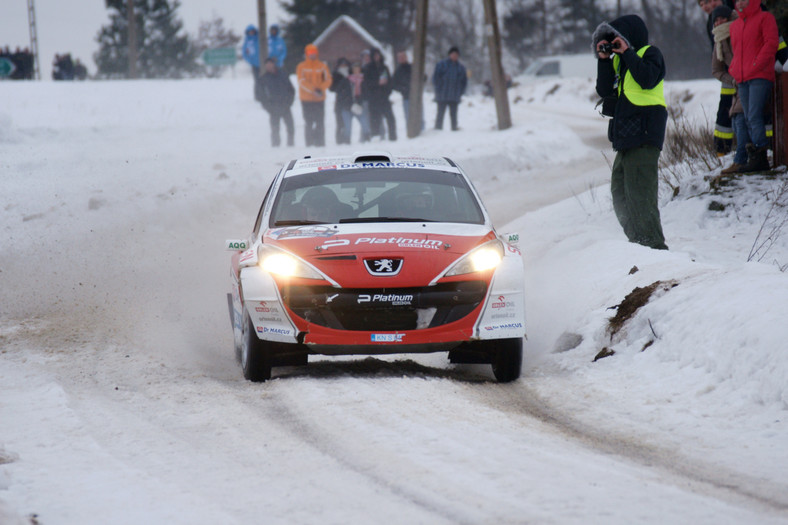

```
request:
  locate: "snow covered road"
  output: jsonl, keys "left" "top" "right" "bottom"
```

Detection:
{"left": 2, "top": 78, "right": 787, "bottom": 524}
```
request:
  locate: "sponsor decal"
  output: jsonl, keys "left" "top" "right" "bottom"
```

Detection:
{"left": 258, "top": 326, "right": 293, "bottom": 336}
{"left": 269, "top": 226, "right": 336, "bottom": 240}
{"left": 320, "top": 237, "right": 444, "bottom": 251}
{"left": 227, "top": 240, "right": 248, "bottom": 250}
{"left": 293, "top": 157, "right": 449, "bottom": 172}
{"left": 358, "top": 293, "right": 413, "bottom": 306}
{"left": 483, "top": 323, "right": 524, "bottom": 332}
{"left": 255, "top": 301, "right": 281, "bottom": 315}
{"left": 239, "top": 249, "right": 256, "bottom": 263}
{"left": 337, "top": 162, "right": 426, "bottom": 169}
{"left": 257, "top": 315, "right": 284, "bottom": 323}
{"left": 364, "top": 258, "right": 403, "bottom": 276}
{"left": 320, "top": 239, "right": 351, "bottom": 250}
{"left": 491, "top": 312, "right": 517, "bottom": 320}
{"left": 491, "top": 295, "right": 516, "bottom": 309}
{"left": 295, "top": 157, "right": 346, "bottom": 169}
{"left": 371, "top": 333, "right": 405, "bottom": 342}
{"left": 395, "top": 156, "right": 453, "bottom": 167}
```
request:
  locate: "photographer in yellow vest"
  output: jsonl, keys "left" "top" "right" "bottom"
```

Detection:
{"left": 594, "top": 15, "right": 669, "bottom": 251}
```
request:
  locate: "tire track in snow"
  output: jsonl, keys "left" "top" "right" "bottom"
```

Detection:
{"left": 258, "top": 397, "right": 464, "bottom": 525}
{"left": 246, "top": 360, "right": 487, "bottom": 525}
{"left": 464, "top": 382, "right": 788, "bottom": 516}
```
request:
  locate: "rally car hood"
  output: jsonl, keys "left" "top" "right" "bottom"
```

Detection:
{"left": 263, "top": 223, "right": 496, "bottom": 288}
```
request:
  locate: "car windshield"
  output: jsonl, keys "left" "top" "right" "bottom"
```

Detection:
{"left": 269, "top": 168, "right": 485, "bottom": 227}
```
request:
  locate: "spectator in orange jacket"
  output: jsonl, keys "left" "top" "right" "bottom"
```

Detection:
{"left": 296, "top": 44, "right": 332, "bottom": 147}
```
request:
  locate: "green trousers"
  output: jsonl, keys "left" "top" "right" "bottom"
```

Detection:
{"left": 610, "top": 145, "right": 668, "bottom": 250}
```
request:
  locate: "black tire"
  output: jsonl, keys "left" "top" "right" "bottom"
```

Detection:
{"left": 241, "top": 310, "right": 273, "bottom": 382}
{"left": 490, "top": 338, "right": 523, "bottom": 383}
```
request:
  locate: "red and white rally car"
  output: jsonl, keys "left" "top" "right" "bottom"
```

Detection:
{"left": 227, "top": 152, "right": 525, "bottom": 382}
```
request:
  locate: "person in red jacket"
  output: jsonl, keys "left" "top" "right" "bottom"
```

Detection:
{"left": 729, "top": 0, "right": 778, "bottom": 172}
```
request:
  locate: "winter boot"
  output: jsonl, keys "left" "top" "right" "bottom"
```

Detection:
{"left": 738, "top": 143, "right": 757, "bottom": 173}
{"left": 720, "top": 163, "right": 743, "bottom": 175}
{"left": 739, "top": 144, "right": 770, "bottom": 173}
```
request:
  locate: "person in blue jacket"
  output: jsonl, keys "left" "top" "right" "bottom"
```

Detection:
{"left": 432, "top": 46, "right": 467, "bottom": 131}
{"left": 242, "top": 25, "right": 261, "bottom": 101}
{"left": 268, "top": 24, "right": 287, "bottom": 69}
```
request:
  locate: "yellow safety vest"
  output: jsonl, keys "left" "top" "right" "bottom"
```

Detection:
{"left": 613, "top": 46, "right": 666, "bottom": 107}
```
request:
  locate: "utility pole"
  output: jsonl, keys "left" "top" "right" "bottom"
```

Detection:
{"left": 483, "top": 0, "right": 511, "bottom": 130}
{"left": 258, "top": 0, "right": 268, "bottom": 77}
{"left": 127, "top": 0, "right": 138, "bottom": 78}
{"left": 408, "top": 0, "right": 428, "bottom": 138}
{"left": 26, "top": 0, "right": 40, "bottom": 80}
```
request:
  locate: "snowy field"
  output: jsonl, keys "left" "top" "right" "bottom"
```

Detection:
{"left": 1, "top": 74, "right": 787, "bottom": 524}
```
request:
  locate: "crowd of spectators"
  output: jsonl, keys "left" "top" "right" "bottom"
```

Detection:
{"left": 1, "top": 47, "right": 88, "bottom": 81}
{"left": 52, "top": 53, "right": 88, "bottom": 81}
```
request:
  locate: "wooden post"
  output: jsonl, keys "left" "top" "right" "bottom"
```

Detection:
{"left": 483, "top": 0, "right": 511, "bottom": 130}
{"left": 258, "top": 0, "right": 268, "bottom": 76}
{"left": 775, "top": 72, "right": 788, "bottom": 167}
{"left": 408, "top": 0, "right": 428, "bottom": 138}
{"left": 127, "top": 0, "right": 137, "bottom": 79}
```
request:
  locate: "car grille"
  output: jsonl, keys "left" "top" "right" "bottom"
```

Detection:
{"left": 280, "top": 281, "right": 487, "bottom": 331}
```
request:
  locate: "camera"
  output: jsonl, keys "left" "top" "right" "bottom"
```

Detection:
{"left": 599, "top": 41, "right": 620, "bottom": 55}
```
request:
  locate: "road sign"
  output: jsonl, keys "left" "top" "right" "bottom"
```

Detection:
{"left": 0, "top": 57, "right": 16, "bottom": 78}
{"left": 203, "top": 48, "right": 237, "bottom": 67}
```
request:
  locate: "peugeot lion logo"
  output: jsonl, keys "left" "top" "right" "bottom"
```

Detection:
{"left": 364, "top": 258, "right": 403, "bottom": 276}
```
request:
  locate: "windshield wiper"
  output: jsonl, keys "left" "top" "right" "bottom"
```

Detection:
{"left": 339, "top": 217, "right": 436, "bottom": 223}
{"left": 273, "top": 220, "right": 327, "bottom": 226}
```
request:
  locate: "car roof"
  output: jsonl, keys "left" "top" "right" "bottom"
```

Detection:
{"left": 284, "top": 152, "right": 462, "bottom": 177}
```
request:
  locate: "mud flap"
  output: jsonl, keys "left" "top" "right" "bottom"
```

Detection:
{"left": 227, "top": 293, "right": 235, "bottom": 328}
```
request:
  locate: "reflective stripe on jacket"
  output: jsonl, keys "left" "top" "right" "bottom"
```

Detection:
{"left": 296, "top": 59, "right": 332, "bottom": 102}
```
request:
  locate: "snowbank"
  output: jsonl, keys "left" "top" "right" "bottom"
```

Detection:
{"left": 1, "top": 76, "right": 787, "bottom": 523}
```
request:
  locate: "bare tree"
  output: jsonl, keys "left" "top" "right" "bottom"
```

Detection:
{"left": 194, "top": 15, "right": 241, "bottom": 78}
{"left": 639, "top": 0, "right": 708, "bottom": 79}
{"left": 748, "top": 179, "right": 788, "bottom": 266}
{"left": 500, "top": 0, "right": 706, "bottom": 79}
{"left": 500, "top": 0, "right": 571, "bottom": 69}
{"left": 427, "top": 0, "right": 486, "bottom": 87}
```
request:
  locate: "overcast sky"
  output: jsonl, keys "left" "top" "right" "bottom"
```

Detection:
{"left": 0, "top": 0, "right": 286, "bottom": 78}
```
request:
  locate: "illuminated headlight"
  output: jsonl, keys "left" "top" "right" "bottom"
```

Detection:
{"left": 446, "top": 240, "right": 504, "bottom": 276}
{"left": 258, "top": 246, "right": 323, "bottom": 279}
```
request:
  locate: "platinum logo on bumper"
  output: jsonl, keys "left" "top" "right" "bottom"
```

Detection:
{"left": 357, "top": 293, "right": 413, "bottom": 306}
